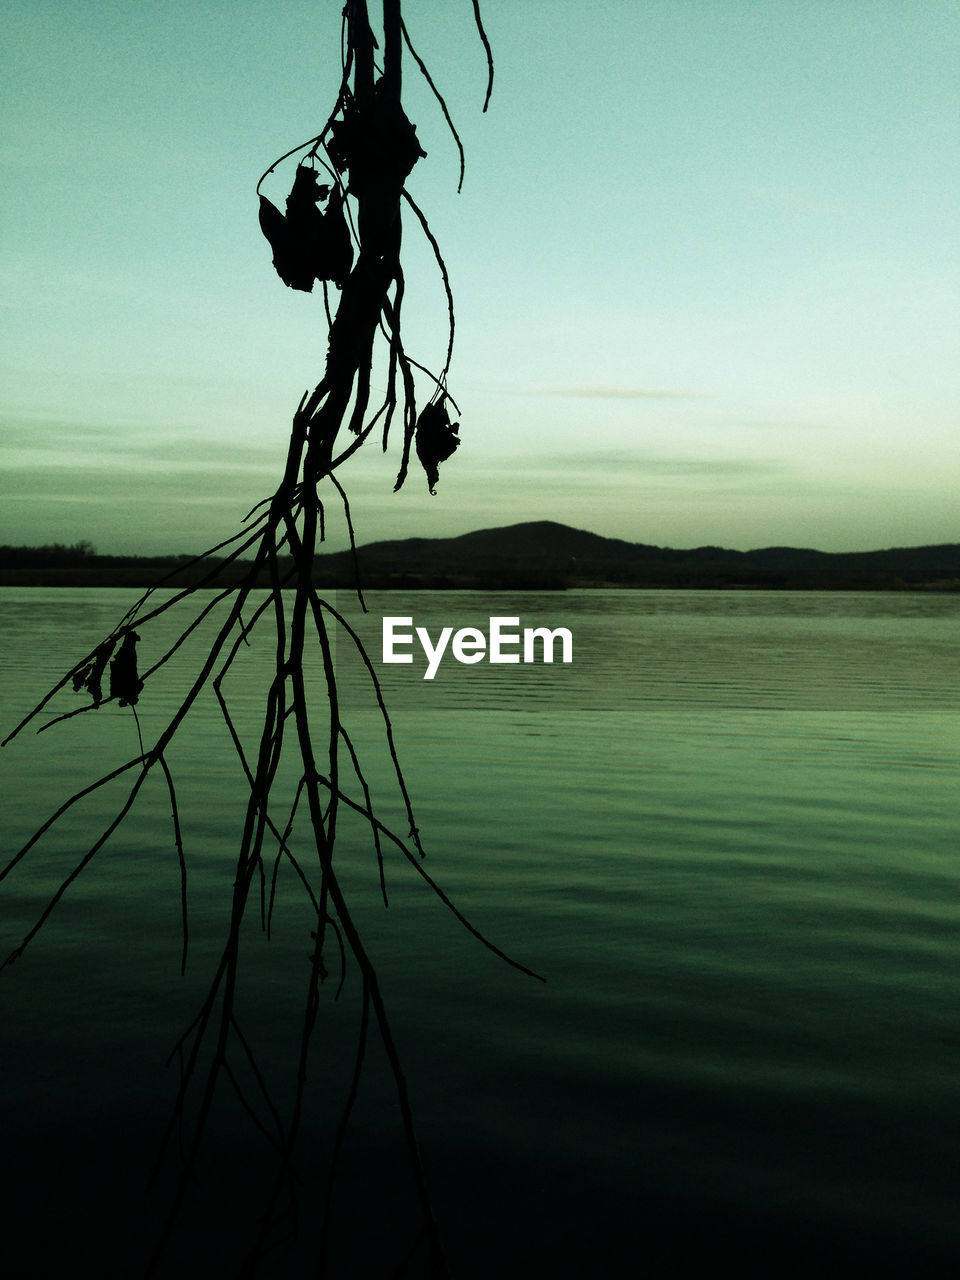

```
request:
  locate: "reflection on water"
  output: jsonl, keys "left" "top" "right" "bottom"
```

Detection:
{"left": 1, "top": 587, "right": 959, "bottom": 1274}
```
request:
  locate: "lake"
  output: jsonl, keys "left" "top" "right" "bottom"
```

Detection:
{"left": 1, "top": 586, "right": 959, "bottom": 1277}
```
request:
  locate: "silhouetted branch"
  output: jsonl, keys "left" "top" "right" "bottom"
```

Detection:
{"left": 402, "top": 17, "right": 466, "bottom": 191}
{"left": 158, "top": 751, "right": 189, "bottom": 977}
{"left": 1, "top": 5, "right": 526, "bottom": 1276}
{"left": 402, "top": 189, "right": 457, "bottom": 382}
{"left": 472, "top": 0, "right": 495, "bottom": 111}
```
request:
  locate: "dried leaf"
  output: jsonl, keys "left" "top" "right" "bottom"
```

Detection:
{"left": 73, "top": 638, "right": 116, "bottom": 706}
{"left": 415, "top": 398, "right": 460, "bottom": 495}
{"left": 259, "top": 167, "right": 353, "bottom": 291}
{"left": 328, "top": 84, "right": 426, "bottom": 200}
{"left": 109, "top": 631, "right": 143, "bottom": 707}
{"left": 259, "top": 194, "right": 314, "bottom": 292}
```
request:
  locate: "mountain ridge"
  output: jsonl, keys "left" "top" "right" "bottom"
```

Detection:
{"left": 310, "top": 520, "right": 960, "bottom": 590}
{"left": 5, "top": 521, "right": 958, "bottom": 589}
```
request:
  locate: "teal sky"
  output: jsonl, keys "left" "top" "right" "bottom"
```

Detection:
{"left": 2, "top": 0, "right": 958, "bottom": 555}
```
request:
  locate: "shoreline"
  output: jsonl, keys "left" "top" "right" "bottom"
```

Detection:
{"left": 2, "top": 570, "right": 958, "bottom": 592}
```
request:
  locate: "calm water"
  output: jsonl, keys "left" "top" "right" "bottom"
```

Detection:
{"left": 1, "top": 586, "right": 959, "bottom": 1277}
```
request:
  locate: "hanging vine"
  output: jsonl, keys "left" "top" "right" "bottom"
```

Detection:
{"left": 0, "top": 3, "right": 541, "bottom": 1275}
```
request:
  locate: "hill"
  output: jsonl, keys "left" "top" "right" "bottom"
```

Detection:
{"left": 310, "top": 521, "right": 960, "bottom": 590}
{"left": 2, "top": 524, "right": 959, "bottom": 589}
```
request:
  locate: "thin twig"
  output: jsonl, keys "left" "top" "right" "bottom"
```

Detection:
{"left": 158, "top": 751, "right": 189, "bottom": 976}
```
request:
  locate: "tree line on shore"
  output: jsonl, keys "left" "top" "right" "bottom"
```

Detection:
{"left": 2, "top": 523, "right": 959, "bottom": 590}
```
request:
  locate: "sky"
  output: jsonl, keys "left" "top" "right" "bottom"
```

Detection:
{"left": 2, "top": 0, "right": 958, "bottom": 556}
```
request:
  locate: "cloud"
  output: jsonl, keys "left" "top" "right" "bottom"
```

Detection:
{"left": 482, "top": 449, "right": 790, "bottom": 481}
{"left": 0, "top": 415, "right": 281, "bottom": 471}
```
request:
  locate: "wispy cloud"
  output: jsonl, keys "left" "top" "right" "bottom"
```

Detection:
{"left": 497, "top": 450, "right": 789, "bottom": 479}
{"left": 0, "top": 415, "right": 281, "bottom": 470}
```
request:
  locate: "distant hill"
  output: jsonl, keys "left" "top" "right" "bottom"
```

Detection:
{"left": 310, "top": 521, "right": 960, "bottom": 590}
{"left": 2, "top": 523, "right": 959, "bottom": 589}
